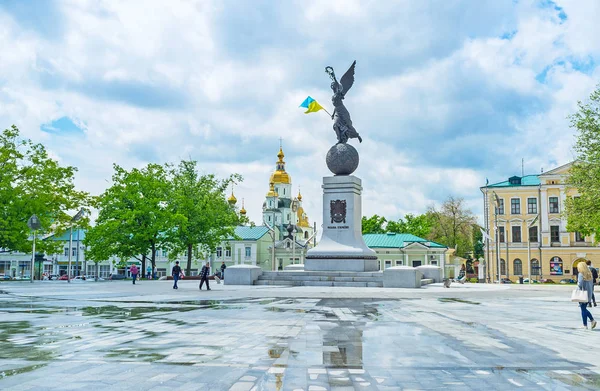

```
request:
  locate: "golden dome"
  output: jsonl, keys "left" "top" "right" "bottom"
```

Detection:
{"left": 297, "top": 190, "right": 302, "bottom": 201}
{"left": 270, "top": 147, "right": 291, "bottom": 184}
{"left": 240, "top": 199, "right": 247, "bottom": 215}
{"left": 266, "top": 182, "right": 278, "bottom": 197}
{"left": 296, "top": 206, "right": 310, "bottom": 228}
{"left": 228, "top": 191, "right": 237, "bottom": 205}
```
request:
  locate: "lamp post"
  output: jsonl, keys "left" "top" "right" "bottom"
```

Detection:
{"left": 492, "top": 192, "right": 501, "bottom": 283}
{"left": 27, "top": 215, "right": 42, "bottom": 283}
{"left": 67, "top": 209, "right": 85, "bottom": 283}
{"left": 291, "top": 226, "right": 297, "bottom": 265}
{"left": 527, "top": 214, "right": 539, "bottom": 285}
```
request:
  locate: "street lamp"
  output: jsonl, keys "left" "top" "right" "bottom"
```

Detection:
{"left": 27, "top": 215, "right": 42, "bottom": 283}
{"left": 492, "top": 191, "right": 501, "bottom": 283}
{"left": 527, "top": 214, "right": 539, "bottom": 285}
{"left": 68, "top": 209, "right": 85, "bottom": 283}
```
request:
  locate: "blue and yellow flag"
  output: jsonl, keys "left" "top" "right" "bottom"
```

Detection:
{"left": 299, "top": 96, "right": 324, "bottom": 114}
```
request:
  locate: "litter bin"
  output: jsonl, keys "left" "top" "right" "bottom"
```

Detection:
{"left": 519, "top": 276, "right": 524, "bottom": 284}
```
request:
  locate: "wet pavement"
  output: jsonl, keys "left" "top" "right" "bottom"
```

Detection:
{"left": 0, "top": 280, "right": 599, "bottom": 390}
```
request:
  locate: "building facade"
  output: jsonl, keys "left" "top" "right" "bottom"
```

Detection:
{"left": 363, "top": 233, "right": 448, "bottom": 273}
{"left": 481, "top": 162, "right": 600, "bottom": 282}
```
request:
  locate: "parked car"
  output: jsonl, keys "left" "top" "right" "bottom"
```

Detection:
{"left": 559, "top": 278, "right": 576, "bottom": 284}
{"left": 0, "top": 274, "right": 12, "bottom": 280}
{"left": 108, "top": 273, "right": 127, "bottom": 280}
{"left": 540, "top": 278, "right": 556, "bottom": 284}
{"left": 495, "top": 278, "right": 513, "bottom": 284}
{"left": 57, "top": 274, "right": 71, "bottom": 280}
{"left": 48, "top": 274, "right": 60, "bottom": 280}
{"left": 86, "top": 275, "right": 105, "bottom": 281}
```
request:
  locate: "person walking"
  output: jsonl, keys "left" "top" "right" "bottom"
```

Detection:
{"left": 587, "top": 260, "right": 597, "bottom": 307}
{"left": 146, "top": 265, "right": 152, "bottom": 280}
{"left": 577, "top": 262, "right": 596, "bottom": 330}
{"left": 221, "top": 261, "right": 227, "bottom": 280}
{"left": 199, "top": 262, "right": 211, "bottom": 290}
{"left": 130, "top": 264, "right": 138, "bottom": 285}
{"left": 172, "top": 261, "right": 182, "bottom": 290}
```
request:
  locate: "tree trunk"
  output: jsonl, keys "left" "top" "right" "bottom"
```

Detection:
{"left": 151, "top": 243, "right": 156, "bottom": 278}
{"left": 186, "top": 243, "right": 193, "bottom": 276}
{"left": 141, "top": 254, "right": 146, "bottom": 279}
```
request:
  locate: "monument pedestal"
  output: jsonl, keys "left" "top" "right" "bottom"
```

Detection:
{"left": 305, "top": 175, "right": 378, "bottom": 272}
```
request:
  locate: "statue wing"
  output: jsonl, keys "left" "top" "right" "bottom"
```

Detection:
{"left": 339, "top": 60, "right": 356, "bottom": 97}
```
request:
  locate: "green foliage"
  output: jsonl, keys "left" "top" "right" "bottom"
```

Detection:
{"left": 566, "top": 85, "right": 600, "bottom": 238}
{"left": 427, "top": 196, "right": 476, "bottom": 258}
{"left": 169, "top": 160, "right": 244, "bottom": 275}
{"left": 362, "top": 213, "right": 433, "bottom": 237}
{"left": 472, "top": 227, "right": 484, "bottom": 259}
{"left": 84, "top": 163, "right": 181, "bottom": 269}
{"left": 0, "top": 125, "right": 90, "bottom": 254}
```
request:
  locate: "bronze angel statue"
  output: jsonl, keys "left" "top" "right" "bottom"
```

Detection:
{"left": 326, "top": 60, "right": 362, "bottom": 144}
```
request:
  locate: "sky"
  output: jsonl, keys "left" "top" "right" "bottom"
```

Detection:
{"left": 1, "top": 0, "right": 600, "bottom": 230}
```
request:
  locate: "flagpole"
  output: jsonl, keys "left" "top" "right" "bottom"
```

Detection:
{"left": 322, "top": 108, "right": 332, "bottom": 117}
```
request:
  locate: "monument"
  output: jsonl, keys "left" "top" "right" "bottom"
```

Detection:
{"left": 304, "top": 61, "right": 379, "bottom": 272}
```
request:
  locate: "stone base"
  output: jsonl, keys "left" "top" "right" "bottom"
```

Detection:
{"left": 304, "top": 258, "right": 379, "bottom": 272}
{"left": 416, "top": 265, "right": 442, "bottom": 283}
{"left": 223, "top": 265, "right": 262, "bottom": 285}
{"left": 383, "top": 266, "right": 423, "bottom": 288}
{"left": 284, "top": 264, "right": 305, "bottom": 271}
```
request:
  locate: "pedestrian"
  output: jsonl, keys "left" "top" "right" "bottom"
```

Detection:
{"left": 577, "top": 262, "right": 596, "bottom": 330}
{"left": 199, "top": 262, "right": 211, "bottom": 290}
{"left": 130, "top": 264, "right": 138, "bottom": 285}
{"left": 586, "top": 260, "right": 598, "bottom": 307}
{"left": 221, "top": 261, "right": 227, "bottom": 280}
{"left": 172, "top": 261, "right": 182, "bottom": 290}
{"left": 146, "top": 265, "right": 152, "bottom": 280}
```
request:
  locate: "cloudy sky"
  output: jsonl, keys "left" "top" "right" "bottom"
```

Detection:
{"left": 1, "top": 0, "right": 599, "bottom": 228}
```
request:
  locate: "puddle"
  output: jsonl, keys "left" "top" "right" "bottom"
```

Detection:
{"left": 0, "top": 364, "right": 48, "bottom": 379}
{"left": 438, "top": 298, "right": 481, "bottom": 305}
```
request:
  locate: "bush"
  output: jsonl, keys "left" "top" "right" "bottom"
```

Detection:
{"left": 469, "top": 278, "right": 478, "bottom": 283}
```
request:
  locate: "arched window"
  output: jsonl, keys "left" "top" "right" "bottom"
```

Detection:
{"left": 513, "top": 259, "right": 522, "bottom": 276}
{"left": 500, "top": 259, "right": 506, "bottom": 275}
{"left": 304, "top": 231, "right": 309, "bottom": 239}
{"left": 531, "top": 259, "right": 540, "bottom": 275}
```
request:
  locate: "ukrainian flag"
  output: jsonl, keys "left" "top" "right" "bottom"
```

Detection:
{"left": 299, "top": 96, "right": 324, "bottom": 114}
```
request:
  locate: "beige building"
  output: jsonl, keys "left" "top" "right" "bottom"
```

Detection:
{"left": 481, "top": 162, "right": 600, "bottom": 282}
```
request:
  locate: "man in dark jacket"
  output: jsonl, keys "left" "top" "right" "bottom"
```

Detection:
{"left": 199, "top": 262, "right": 211, "bottom": 290}
{"left": 172, "top": 261, "right": 182, "bottom": 290}
{"left": 587, "top": 260, "right": 597, "bottom": 307}
{"left": 220, "top": 261, "right": 227, "bottom": 280}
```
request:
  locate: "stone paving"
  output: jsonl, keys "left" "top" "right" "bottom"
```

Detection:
{"left": 0, "top": 280, "right": 599, "bottom": 390}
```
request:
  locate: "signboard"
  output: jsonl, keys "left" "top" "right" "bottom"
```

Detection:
{"left": 27, "top": 215, "right": 42, "bottom": 230}
{"left": 550, "top": 256, "right": 563, "bottom": 275}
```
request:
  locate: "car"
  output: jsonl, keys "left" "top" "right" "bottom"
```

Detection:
{"left": 0, "top": 274, "right": 12, "bottom": 280}
{"left": 108, "top": 273, "right": 127, "bottom": 280}
{"left": 57, "top": 274, "right": 71, "bottom": 280}
{"left": 560, "top": 278, "right": 576, "bottom": 284}
{"left": 494, "top": 278, "right": 513, "bottom": 284}
{"left": 48, "top": 274, "right": 60, "bottom": 280}
{"left": 86, "top": 275, "right": 106, "bottom": 281}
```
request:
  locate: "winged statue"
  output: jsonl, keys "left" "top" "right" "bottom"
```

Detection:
{"left": 325, "top": 60, "right": 362, "bottom": 144}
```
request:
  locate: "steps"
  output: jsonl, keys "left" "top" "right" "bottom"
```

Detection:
{"left": 255, "top": 271, "right": 384, "bottom": 287}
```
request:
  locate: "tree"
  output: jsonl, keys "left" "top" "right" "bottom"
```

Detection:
{"left": 169, "top": 160, "right": 244, "bottom": 275}
{"left": 427, "top": 196, "right": 476, "bottom": 258}
{"left": 361, "top": 215, "right": 387, "bottom": 234}
{"left": 565, "top": 85, "right": 600, "bottom": 237}
{"left": 85, "top": 163, "right": 180, "bottom": 275}
{"left": 0, "top": 125, "right": 90, "bottom": 255}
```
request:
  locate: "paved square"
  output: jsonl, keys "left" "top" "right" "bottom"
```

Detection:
{"left": 1, "top": 281, "right": 599, "bottom": 390}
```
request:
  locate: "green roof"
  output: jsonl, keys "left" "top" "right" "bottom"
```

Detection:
{"left": 231, "top": 226, "right": 270, "bottom": 241}
{"left": 486, "top": 174, "right": 540, "bottom": 188}
{"left": 363, "top": 233, "right": 447, "bottom": 249}
{"left": 44, "top": 229, "right": 86, "bottom": 241}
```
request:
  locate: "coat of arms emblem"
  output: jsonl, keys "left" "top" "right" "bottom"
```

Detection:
{"left": 330, "top": 200, "right": 347, "bottom": 224}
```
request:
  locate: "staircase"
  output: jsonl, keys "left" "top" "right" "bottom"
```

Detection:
{"left": 255, "top": 271, "right": 384, "bottom": 287}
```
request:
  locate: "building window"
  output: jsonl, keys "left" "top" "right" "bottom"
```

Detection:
{"left": 304, "top": 231, "right": 309, "bottom": 239}
{"left": 511, "top": 198, "right": 520, "bottom": 214}
{"left": 225, "top": 247, "right": 231, "bottom": 258}
{"left": 64, "top": 247, "right": 69, "bottom": 257}
{"left": 245, "top": 247, "right": 251, "bottom": 258}
{"left": 499, "top": 227, "right": 505, "bottom": 243}
{"left": 513, "top": 259, "right": 523, "bottom": 275}
{"left": 431, "top": 260, "right": 438, "bottom": 266}
{"left": 528, "top": 226, "right": 538, "bottom": 242}
{"left": 511, "top": 226, "right": 521, "bottom": 242}
{"left": 531, "top": 259, "right": 540, "bottom": 275}
{"left": 395, "top": 260, "right": 403, "bottom": 266}
{"left": 527, "top": 198, "right": 537, "bottom": 214}
{"left": 216, "top": 247, "right": 222, "bottom": 258}
{"left": 500, "top": 259, "right": 506, "bottom": 275}
{"left": 384, "top": 260, "right": 391, "bottom": 269}
{"left": 550, "top": 256, "right": 563, "bottom": 275}
{"left": 497, "top": 199, "right": 504, "bottom": 215}
{"left": 162, "top": 249, "right": 167, "bottom": 257}
{"left": 575, "top": 232, "right": 585, "bottom": 242}
{"left": 549, "top": 197, "right": 559, "bottom": 213}
{"left": 72, "top": 247, "right": 77, "bottom": 256}
{"left": 550, "top": 225, "right": 560, "bottom": 242}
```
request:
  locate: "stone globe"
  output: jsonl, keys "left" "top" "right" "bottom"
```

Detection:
{"left": 326, "top": 143, "right": 359, "bottom": 175}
